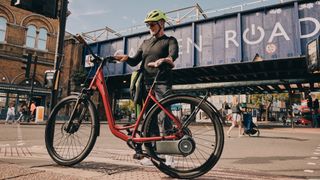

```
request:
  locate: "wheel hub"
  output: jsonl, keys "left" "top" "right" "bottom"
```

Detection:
{"left": 63, "top": 121, "right": 80, "bottom": 134}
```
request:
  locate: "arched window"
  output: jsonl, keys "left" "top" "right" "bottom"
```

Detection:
{"left": 38, "top": 28, "right": 47, "bottom": 50}
{"left": 26, "top": 25, "right": 37, "bottom": 48}
{"left": 26, "top": 25, "right": 48, "bottom": 50}
{"left": 0, "top": 17, "right": 7, "bottom": 42}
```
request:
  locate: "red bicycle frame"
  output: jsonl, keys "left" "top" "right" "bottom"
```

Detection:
{"left": 88, "top": 62, "right": 182, "bottom": 143}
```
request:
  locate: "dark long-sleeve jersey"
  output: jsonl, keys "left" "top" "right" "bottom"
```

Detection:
{"left": 126, "top": 35, "right": 179, "bottom": 85}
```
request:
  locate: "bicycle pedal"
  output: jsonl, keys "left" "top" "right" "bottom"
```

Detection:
{"left": 133, "top": 153, "right": 146, "bottom": 160}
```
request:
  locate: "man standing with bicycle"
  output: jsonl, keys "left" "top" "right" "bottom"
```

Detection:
{"left": 114, "top": 9, "right": 179, "bottom": 166}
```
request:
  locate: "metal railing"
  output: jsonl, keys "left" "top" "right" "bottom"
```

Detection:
{"left": 81, "top": 0, "right": 297, "bottom": 42}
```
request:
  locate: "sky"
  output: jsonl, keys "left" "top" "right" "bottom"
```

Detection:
{"left": 66, "top": 0, "right": 289, "bottom": 35}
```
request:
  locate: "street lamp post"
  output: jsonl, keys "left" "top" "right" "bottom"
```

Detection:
{"left": 26, "top": 56, "right": 38, "bottom": 122}
{"left": 50, "top": 0, "right": 69, "bottom": 110}
{"left": 29, "top": 56, "right": 38, "bottom": 101}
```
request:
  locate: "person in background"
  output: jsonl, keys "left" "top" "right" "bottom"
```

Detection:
{"left": 282, "top": 115, "right": 287, "bottom": 126}
{"left": 29, "top": 101, "right": 36, "bottom": 122}
{"left": 17, "top": 102, "right": 28, "bottom": 123}
{"left": 313, "top": 98, "right": 319, "bottom": 128}
{"left": 307, "top": 94, "right": 313, "bottom": 127}
{"left": 5, "top": 102, "right": 16, "bottom": 124}
{"left": 222, "top": 101, "right": 230, "bottom": 120}
{"left": 227, "top": 97, "right": 243, "bottom": 137}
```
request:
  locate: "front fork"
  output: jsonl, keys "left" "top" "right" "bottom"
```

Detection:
{"left": 64, "top": 89, "right": 90, "bottom": 133}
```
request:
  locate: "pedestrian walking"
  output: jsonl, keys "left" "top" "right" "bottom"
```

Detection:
{"left": 17, "top": 102, "right": 28, "bottom": 123}
{"left": 5, "top": 102, "right": 16, "bottom": 124}
{"left": 227, "top": 97, "right": 243, "bottom": 138}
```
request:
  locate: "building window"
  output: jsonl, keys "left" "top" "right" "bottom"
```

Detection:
{"left": 0, "top": 17, "right": 7, "bottom": 42}
{"left": 26, "top": 25, "right": 37, "bottom": 48}
{"left": 38, "top": 28, "right": 47, "bottom": 50}
{"left": 26, "top": 25, "right": 48, "bottom": 50}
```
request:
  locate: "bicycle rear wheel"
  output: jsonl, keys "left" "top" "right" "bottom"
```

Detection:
{"left": 143, "top": 95, "right": 224, "bottom": 179}
{"left": 45, "top": 95, "right": 98, "bottom": 166}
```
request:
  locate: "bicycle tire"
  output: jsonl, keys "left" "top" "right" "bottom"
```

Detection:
{"left": 143, "top": 95, "right": 224, "bottom": 179}
{"left": 45, "top": 95, "right": 98, "bottom": 166}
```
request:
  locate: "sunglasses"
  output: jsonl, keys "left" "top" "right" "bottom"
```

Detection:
{"left": 146, "top": 22, "right": 158, "bottom": 28}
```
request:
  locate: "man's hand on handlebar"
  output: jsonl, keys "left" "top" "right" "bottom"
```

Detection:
{"left": 114, "top": 55, "right": 129, "bottom": 62}
{"left": 148, "top": 57, "right": 175, "bottom": 68}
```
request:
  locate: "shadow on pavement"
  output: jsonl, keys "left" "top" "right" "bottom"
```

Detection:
{"left": 72, "top": 161, "right": 139, "bottom": 175}
{"left": 251, "top": 136, "right": 308, "bottom": 141}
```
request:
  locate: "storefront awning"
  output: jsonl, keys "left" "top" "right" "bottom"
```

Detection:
{"left": 0, "top": 83, "right": 50, "bottom": 95}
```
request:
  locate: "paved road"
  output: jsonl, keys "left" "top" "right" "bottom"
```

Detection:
{"left": 0, "top": 122, "right": 319, "bottom": 179}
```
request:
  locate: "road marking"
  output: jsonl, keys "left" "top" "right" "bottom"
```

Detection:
{"left": 0, "top": 146, "right": 33, "bottom": 157}
{"left": 311, "top": 157, "right": 319, "bottom": 160}
{"left": 304, "top": 170, "right": 314, "bottom": 173}
{"left": 0, "top": 125, "right": 32, "bottom": 157}
{"left": 15, "top": 147, "right": 20, "bottom": 157}
{"left": 25, "top": 146, "right": 32, "bottom": 156}
{"left": 307, "top": 162, "right": 316, "bottom": 165}
{"left": 16, "top": 124, "right": 26, "bottom": 147}
{"left": 313, "top": 152, "right": 320, "bottom": 155}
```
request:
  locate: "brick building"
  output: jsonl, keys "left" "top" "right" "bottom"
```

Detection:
{"left": 0, "top": 0, "right": 83, "bottom": 119}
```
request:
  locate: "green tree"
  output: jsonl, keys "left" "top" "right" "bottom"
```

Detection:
{"left": 250, "top": 93, "right": 289, "bottom": 121}
{"left": 71, "top": 67, "right": 88, "bottom": 86}
{"left": 120, "top": 100, "right": 135, "bottom": 113}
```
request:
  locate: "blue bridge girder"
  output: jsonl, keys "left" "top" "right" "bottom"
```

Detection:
{"left": 83, "top": 0, "right": 320, "bottom": 95}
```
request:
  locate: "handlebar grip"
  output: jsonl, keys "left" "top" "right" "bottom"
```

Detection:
{"left": 104, "top": 56, "right": 117, "bottom": 63}
{"left": 75, "top": 34, "right": 86, "bottom": 44}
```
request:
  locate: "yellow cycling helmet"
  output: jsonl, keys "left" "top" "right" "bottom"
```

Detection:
{"left": 144, "top": 10, "right": 167, "bottom": 22}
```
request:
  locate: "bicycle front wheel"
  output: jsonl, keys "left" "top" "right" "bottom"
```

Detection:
{"left": 45, "top": 95, "right": 98, "bottom": 166}
{"left": 143, "top": 95, "right": 224, "bottom": 179}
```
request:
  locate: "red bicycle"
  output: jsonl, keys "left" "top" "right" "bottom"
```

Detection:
{"left": 45, "top": 35, "right": 224, "bottom": 179}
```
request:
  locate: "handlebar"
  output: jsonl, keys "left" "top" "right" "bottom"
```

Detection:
{"left": 103, "top": 56, "right": 117, "bottom": 63}
{"left": 75, "top": 34, "right": 99, "bottom": 61}
{"left": 74, "top": 34, "right": 117, "bottom": 65}
{"left": 74, "top": 34, "right": 86, "bottom": 44}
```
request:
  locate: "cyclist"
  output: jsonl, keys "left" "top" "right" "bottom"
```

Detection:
{"left": 114, "top": 9, "right": 179, "bottom": 166}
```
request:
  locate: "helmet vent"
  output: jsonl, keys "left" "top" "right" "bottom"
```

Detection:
{"left": 151, "top": 13, "right": 159, "bottom": 18}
